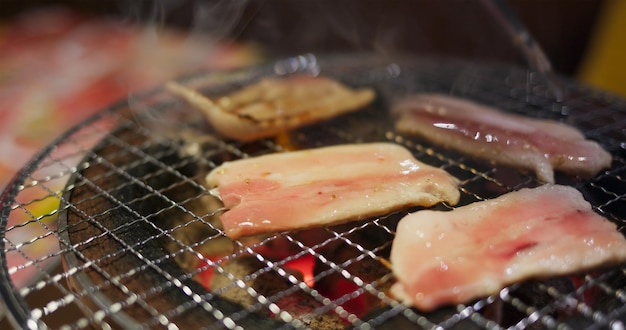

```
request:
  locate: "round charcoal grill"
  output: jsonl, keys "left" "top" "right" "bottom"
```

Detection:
{"left": 1, "top": 54, "right": 625, "bottom": 329}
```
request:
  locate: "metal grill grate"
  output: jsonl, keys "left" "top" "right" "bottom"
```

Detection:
{"left": 1, "top": 54, "right": 625, "bottom": 329}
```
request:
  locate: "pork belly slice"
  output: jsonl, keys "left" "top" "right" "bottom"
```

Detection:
{"left": 167, "top": 75, "right": 375, "bottom": 141}
{"left": 390, "top": 184, "right": 626, "bottom": 311}
{"left": 206, "top": 143, "right": 460, "bottom": 239}
{"left": 393, "top": 93, "right": 612, "bottom": 183}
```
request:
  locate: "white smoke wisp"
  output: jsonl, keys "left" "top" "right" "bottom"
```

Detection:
{"left": 187, "top": 0, "right": 250, "bottom": 41}
{"left": 117, "top": 0, "right": 251, "bottom": 46}
{"left": 120, "top": 0, "right": 255, "bottom": 141}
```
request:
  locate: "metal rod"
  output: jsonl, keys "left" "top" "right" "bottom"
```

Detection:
{"left": 480, "top": 0, "right": 565, "bottom": 101}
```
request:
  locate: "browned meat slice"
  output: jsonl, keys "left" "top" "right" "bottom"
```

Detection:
{"left": 167, "top": 75, "right": 375, "bottom": 141}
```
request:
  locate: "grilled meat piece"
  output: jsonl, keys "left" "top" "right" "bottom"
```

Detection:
{"left": 394, "top": 93, "right": 612, "bottom": 183}
{"left": 167, "top": 75, "right": 375, "bottom": 141}
{"left": 390, "top": 184, "right": 626, "bottom": 311}
{"left": 206, "top": 143, "right": 460, "bottom": 239}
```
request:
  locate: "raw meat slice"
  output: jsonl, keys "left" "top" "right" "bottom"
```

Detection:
{"left": 206, "top": 143, "right": 460, "bottom": 239}
{"left": 167, "top": 75, "right": 375, "bottom": 141}
{"left": 393, "top": 93, "right": 612, "bottom": 183}
{"left": 390, "top": 184, "right": 626, "bottom": 311}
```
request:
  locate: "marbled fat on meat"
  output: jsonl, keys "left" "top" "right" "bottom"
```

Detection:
{"left": 206, "top": 143, "right": 460, "bottom": 239}
{"left": 394, "top": 94, "right": 612, "bottom": 183}
{"left": 390, "top": 184, "right": 626, "bottom": 311}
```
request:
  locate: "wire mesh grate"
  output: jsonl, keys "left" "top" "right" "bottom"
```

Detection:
{"left": 1, "top": 54, "right": 626, "bottom": 329}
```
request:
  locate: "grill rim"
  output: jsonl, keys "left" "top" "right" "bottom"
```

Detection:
{"left": 56, "top": 127, "right": 141, "bottom": 329}
{"left": 0, "top": 98, "right": 135, "bottom": 329}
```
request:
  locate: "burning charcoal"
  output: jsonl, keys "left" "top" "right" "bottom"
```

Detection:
{"left": 313, "top": 223, "right": 395, "bottom": 318}
{"left": 275, "top": 292, "right": 345, "bottom": 330}
{"left": 160, "top": 193, "right": 227, "bottom": 273}
{"left": 211, "top": 256, "right": 344, "bottom": 328}
{"left": 486, "top": 277, "right": 578, "bottom": 328}
{"left": 211, "top": 256, "right": 269, "bottom": 306}
{"left": 251, "top": 228, "right": 335, "bottom": 262}
{"left": 357, "top": 306, "right": 485, "bottom": 330}
{"left": 316, "top": 254, "right": 393, "bottom": 315}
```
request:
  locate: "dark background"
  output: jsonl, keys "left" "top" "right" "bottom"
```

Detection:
{"left": 0, "top": 0, "right": 607, "bottom": 77}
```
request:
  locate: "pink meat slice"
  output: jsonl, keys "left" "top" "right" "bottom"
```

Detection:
{"left": 394, "top": 93, "right": 612, "bottom": 183}
{"left": 390, "top": 184, "right": 626, "bottom": 311}
{"left": 206, "top": 143, "right": 460, "bottom": 239}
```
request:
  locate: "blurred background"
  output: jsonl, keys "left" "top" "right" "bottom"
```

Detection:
{"left": 1, "top": 0, "right": 625, "bottom": 189}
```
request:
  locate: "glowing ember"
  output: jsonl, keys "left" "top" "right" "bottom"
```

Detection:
{"left": 196, "top": 252, "right": 372, "bottom": 319}
{"left": 284, "top": 254, "right": 316, "bottom": 287}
